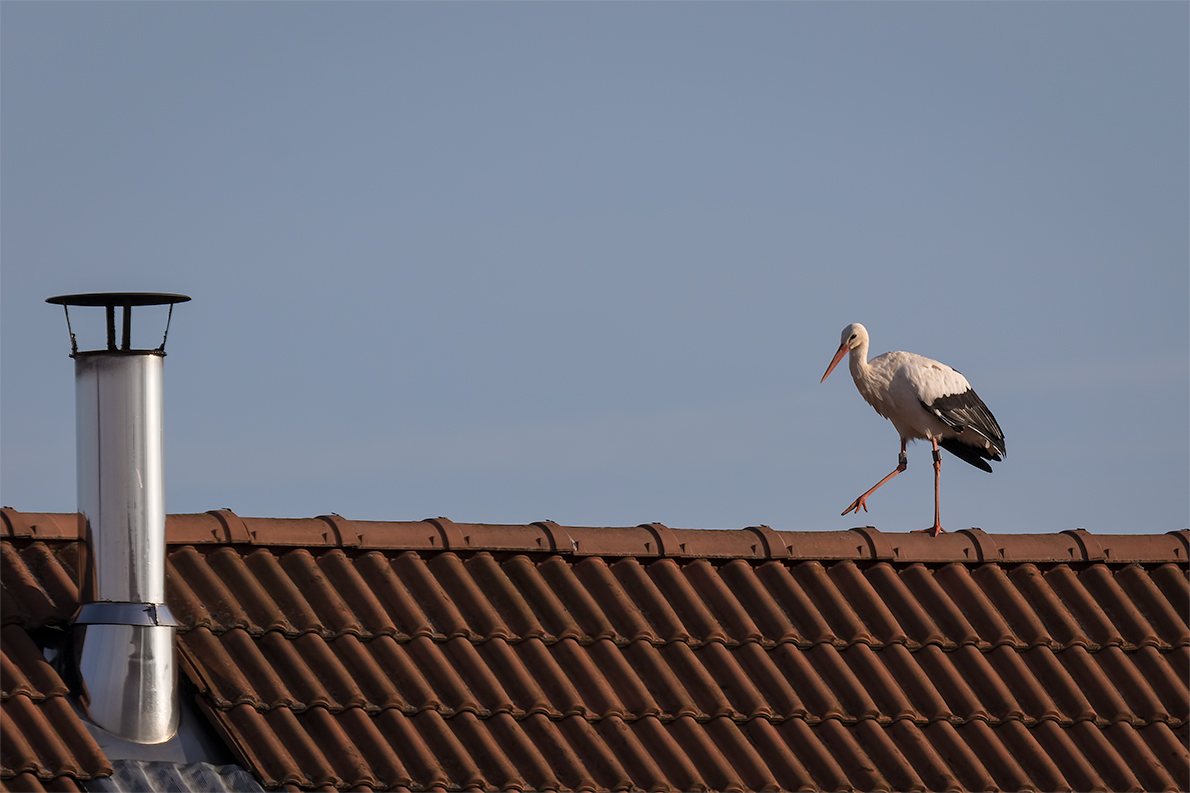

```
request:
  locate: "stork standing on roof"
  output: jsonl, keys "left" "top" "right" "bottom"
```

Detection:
{"left": 820, "top": 323, "right": 1005, "bottom": 536}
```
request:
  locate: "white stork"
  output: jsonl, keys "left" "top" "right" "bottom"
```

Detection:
{"left": 820, "top": 323, "right": 1005, "bottom": 536}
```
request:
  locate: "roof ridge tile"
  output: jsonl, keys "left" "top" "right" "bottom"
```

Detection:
{"left": 7, "top": 509, "right": 1190, "bottom": 562}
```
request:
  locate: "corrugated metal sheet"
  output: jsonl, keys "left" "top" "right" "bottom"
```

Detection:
{"left": 83, "top": 760, "right": 264, "bottom": 793}
{"left": 3, "top": 509, "right": 1188, "bottom": 792}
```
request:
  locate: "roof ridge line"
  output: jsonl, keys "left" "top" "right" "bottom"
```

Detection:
{"left": 5, "top": 509, "right": 1190, "bottom": 564}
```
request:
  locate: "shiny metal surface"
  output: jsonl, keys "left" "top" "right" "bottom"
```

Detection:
{"left": 75, "top": 352, "right": 167, "bottom": 604}
{"left": 75, "top": 622, "right": 178, "bottom": 744}
{"left": 75, "top": 602, "right": 178, "bottom": 627}
{"left": 72, "top": 348, "right": 178, "bottom": 743}
{"left": 86, "top": 761, "right": 265, "bottom": 793}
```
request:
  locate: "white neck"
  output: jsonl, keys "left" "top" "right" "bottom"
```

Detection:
{"left": 847, "top": 336, "right": 870, "bottom": 383}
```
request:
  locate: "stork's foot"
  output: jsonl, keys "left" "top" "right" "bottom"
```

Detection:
{"left": 840, "top": 455, "right": 906, "bottom": 518}
{"left": 913, "top": 524, "right": 946, "bottom": 537}
{"left": 841, "top": 496, "right": 869, "bottom": 516}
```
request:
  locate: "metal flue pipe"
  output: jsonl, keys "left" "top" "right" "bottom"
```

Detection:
{"left": 46, "top": 292, "right": 190, "bottom": 744}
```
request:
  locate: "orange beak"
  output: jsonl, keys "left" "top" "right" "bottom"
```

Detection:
{"left": 821, "top": 342, "right": 849, "bottom": 383}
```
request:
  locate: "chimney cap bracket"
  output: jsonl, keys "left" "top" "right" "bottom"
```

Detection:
{"left": 46, "top": 292, "right": 190, "bottom": 355}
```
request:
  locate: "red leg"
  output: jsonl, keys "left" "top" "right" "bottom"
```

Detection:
{"left": 842, "top": 440, "right": 908, "bottom": 516}
{"left": 912, "top": 439, "right": 946, "bottom": 536}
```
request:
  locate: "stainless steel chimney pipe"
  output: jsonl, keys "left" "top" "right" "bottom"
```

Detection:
{"left": 47, "top": 292, "right": 189, "bottom": 745}
{"left": 75, "top": 352, "right": 167, "bottom": 603}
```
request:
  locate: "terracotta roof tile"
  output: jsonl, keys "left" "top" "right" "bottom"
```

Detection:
{"left": 1116, "top": 564, "right": 1190, "bottom": 641}
{"left": 1, "top": 689, "right": 111, "bottom": 787}
{"left": 0, "top": 771, "right": 85, "bottom": 793}
{"left": 351, "top": 552, "right": 433, "bottom": 639}
{"left": 2, "top": 626, "right": 66, "bottom": 702}
{"left": 797, "top": 561, "right": 876, "bottom": 647}
{"left": 1009, "top": 563, "right": 1087, "bottom": 649}
{"left": 860, "top": 562, "right": 943, "bottom": 647}
{"left": 0, "top": 543, "right": 110, "bottom": 793}
{"left": 1, "top": 542, "right": 79, "bottom": 629}
{"left": 3, "top": 510, "right": 1188, "bottom": 791}
{"left": 1150, "top": 562, "right": 1190, "bottom": 611}
{"left": 969, "top": 562, "right": 1049, "bottom": 648}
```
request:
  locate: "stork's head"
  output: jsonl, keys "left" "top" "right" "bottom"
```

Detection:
{"left": 820, "top": 323, "right": 867, "bottom": 382}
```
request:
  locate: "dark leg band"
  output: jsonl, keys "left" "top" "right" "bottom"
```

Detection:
{"left": 932, "top": 448, "right": 942, "bottom": 463}
{"left": 899, "top": 452, "right": 908, "bottom": 466}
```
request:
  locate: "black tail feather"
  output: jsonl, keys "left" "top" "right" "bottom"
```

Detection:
{"left": 939, "top": 437, "right": 998, "bottom": 472}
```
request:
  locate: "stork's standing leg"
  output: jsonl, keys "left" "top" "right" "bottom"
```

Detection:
{"left": 842, "top": 439, "right": 908, "bottom": 517}
{"left": 913, "top": 439, "right": 946, "bottom": 536}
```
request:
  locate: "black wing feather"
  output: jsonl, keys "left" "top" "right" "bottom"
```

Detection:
{"left": 921, "top": 388, "right": 1006, "bottom": 471}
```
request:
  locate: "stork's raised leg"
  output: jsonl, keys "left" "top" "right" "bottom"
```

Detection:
{"left": 842, "top": 439, "right": 908, "bottom": 517}
{"left": 912, "top": 440, "right": 946, "bottom": 536}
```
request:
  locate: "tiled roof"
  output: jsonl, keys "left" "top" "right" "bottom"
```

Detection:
{"left": 2, "top": 508, "right": 1188, "bottom": 792}
{"left": 1, "top": 513, "right": 107, "bottom": 793}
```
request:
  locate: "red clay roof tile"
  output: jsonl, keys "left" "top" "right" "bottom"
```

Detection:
{"left": 0, "top": 542, "right": 109, "bottom": 792}
{"left": 0, "top": 770, "right": 85, "bottom": 793}
{"left": 2, "top": 509, "right": 1188, "bottom": 791}
{"left": 2, "top": 626, "right": 66, "bottom": 702}
{"left": 0, "top": 692, "right": 111, "bottom": 787}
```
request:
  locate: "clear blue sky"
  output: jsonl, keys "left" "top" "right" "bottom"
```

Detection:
{"left": 3, "top": 3, "right": 1187, "bottom": 534}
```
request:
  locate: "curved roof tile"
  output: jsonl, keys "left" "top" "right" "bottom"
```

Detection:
{"left": 2, "top": 509, "right": 1187, "bottom": 792}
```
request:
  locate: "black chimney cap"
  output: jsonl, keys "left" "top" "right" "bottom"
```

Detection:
{"left": 46, "top": 292, "right": 191, "bottom": 307}
{"left": 46, "top": 292, "right": 190, "bottom": 355}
